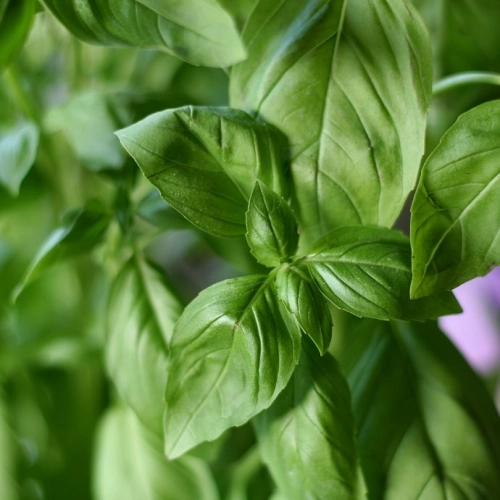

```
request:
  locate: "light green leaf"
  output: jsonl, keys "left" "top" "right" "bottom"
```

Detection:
{"left": 93, "top": 405, "right": 219, "bottom": 500}
{"left": 14, "top": 203, "right": 111, "bottom": 298}
{"left": 231, "top": 0, "right": 432, "bottom": 244}
{"left": 275, "top": 265, "right": 332, "bottom": 355}
{"left": 117, "top": 106, "right": 288, "bottom": 238}
{"left": 333, "top": 315, "right": 500, "bottom": 499}
{"left": 246, "top": 181, "right": 298, "bottom": 267}
{"left": 254, "top": 339, "right": 365, "bottom": 500}
{"left": 217, "top": 0, "right": 257, "bottom": 31}
{"left": 0, "top": 0, "right": 37, "bottom": 69}
{"left": 42, "top": 0, "right": 245, "bottom": 68}
{"left": 0, "top": 121, "right": 39, "bottom": 196}
{"left": 106, "top": 254, "right": 182, "bottom": 435}
{"left": 303, "top": 226, "right": 461, "bottom": 321}
{"left": 411, "top": 100, "right": 500, "bottom": 298}
{"left": 164, "top": 274, "right": 301, "bottom": 459}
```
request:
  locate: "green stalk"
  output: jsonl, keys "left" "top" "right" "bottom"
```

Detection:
{"left": 433, "top": 71, "right": 500, "bottom": 96}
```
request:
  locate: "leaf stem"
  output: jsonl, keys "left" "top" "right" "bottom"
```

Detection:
{"left": 433, "top": 72, "right": 500, "bottom": 96}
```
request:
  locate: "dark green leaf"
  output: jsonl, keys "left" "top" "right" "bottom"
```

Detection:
{"left": 106, "top": 254, "right": 182, "bottom": 435}
{"left": 93, "top": 405, "right": 219, "bottom": 500}
{"left": 218, "top": 0, "right": 257, "bottom": 31}
{"left": 333, "top": 315, "right": 500, "bottom": 499}
{"left": 275, "top": 265, "right": 332, "bottom": 355}
{"left": 0, "top": 121, "right": 39, "bottom": 196}
{"left": 254, "top": 339, "right": 365, "bottom": 500}
{"left": 411, "top": 100, "right": 500, "bottom": 298}
{"left": 303, "top": 226, "right": 461, "bottom": 321}
{"left": 0, "top": 394, "right": 16, "bottom": 500}
{"left": 42, "top": 0, "right": 245, "bottom": 68}
{"left": 117, "top": 106, "right": 288, "bottom": 238}
{"left": 164, "top": 274, "right": 301, "bottom": 459}
{"left": 231, "top": 0, "right": 432, "bottom": 244}
{"left": 246, "top": 181, "right": 298, "bottom": 267}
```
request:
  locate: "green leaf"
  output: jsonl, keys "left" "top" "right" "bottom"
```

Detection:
{"left": 0, "top": 0, "right": 37, "bottom": 69}
{"left": 42, "top": 0, "right": 245, "bottom": 68}
{"left": 106, "top": 254, "right": 182, "bottom": 435}
{"left": 14, "top": 203, "right": 111, "bottom": 298}
{"left": 0, "top": 121, "right": 39, "bottom": 196}
{"left": 411, "top": 100, "right": 500, "bottom": 297}
{"left": 231, "top": 0, "right": 432, "bottom": 244}
{"left": 246, "top": 181, "right": 298, "bottom": 267}
{"left": 275, "top": 265, "right": 332, "bottom": 355}
{"left": 303, "top": 226, "right": 461, "bottom": 321}
{"left": 164, "top": 274, "right": 301, "bottom": 459}
{"left": 117, "top": 106, "right": 288, "bottom": 238}
{"left": 0, "top": 393, "right": 16, "bottom": 500}
{"left": 93, "top": 405, "right": 219, "bottom": 500}
{"left": 254, "top": 339, "right": 365, "bottom": 500}
{"left": 333, "top": 315, "right": 500, "bottom": 499}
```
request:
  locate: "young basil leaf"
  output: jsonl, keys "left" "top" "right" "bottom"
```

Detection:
{"left": 164, "top": 274, "right": 301, "bottom": 459}
{"left": 0, "top": 121, "right": 39, "bottom": 196}
{"left": 231, "top": 0, "right": 432, "bottom": 244}
{"left": 411, "top": 100, "right": 500, "bottom": 298}
{"left": 246, "top": 181, "right": 298, "bottom": 267}
{"left": 106, "top": 254, "right": 182, "bottom": 436}
{"left": 333, "top": 315, "right": 500, "bottom": 499}
{"left": 42, "top": 0, "right": 245, "bottom": 68}
{"left": 93, "top": 406, "right": 219, "bottom": 500}
{"left": 117, "top": 106, "right": 288, "bottom": 238}
{"left": 254, "top": 339, "right": 365, "bottom": 500}
{"left": 303, "top": 226, "right": 461, "bottom": 321}
{"left": 13, "top": 203, "right": 111, "bottom": 299}
{"left": 275, "top": 265, "right": 332, "bottom": 355}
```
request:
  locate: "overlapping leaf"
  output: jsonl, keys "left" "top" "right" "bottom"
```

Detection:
{"left": 106, "top": 255, "right": 182, "bottom": 435}
{"left": 117, "top": 106, "right": 288, "bottom": 238}
{"left": 231, "top": 0, "right": 432, "bottom": 243}
{"left": 42, "top": 0, "right": 245, "bottom": 68}
{"left": 411, "top": 100, "right": 500, "bottom": 298}
{"left": 333, "top": 315, "right": 500, "bottom": 499}
{"left": 164, "top": 274, "right": 301, "bottom": 459}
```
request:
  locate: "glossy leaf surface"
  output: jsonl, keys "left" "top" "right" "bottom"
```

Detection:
{"left": 411, "top": 100, "right": 500, "bottom": 298}
{"left": 164, "top": 274, "right": 301, "bottom": 459}
{"left": 106, "top": 255, "right": 182, "bottom": 435}
{"left": 231, "top": 0, "right": 432, "bottom": 243}
{"left": 333, "top": 316, "right": 500, "bottom": 499}
{"left": 42, "top": 0, "right": 245, "bottom": 68}
{"left": 246, "top": 181, "right": 298, "bottom": 267}
{"left": 118, "top": 106, "right": 287, "bottom": 238}
{"left": 254, "top": 339, "right": 364, "bottom": 499}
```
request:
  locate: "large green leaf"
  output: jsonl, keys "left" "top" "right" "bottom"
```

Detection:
{"left": 254, "top": 339, "right": 365, "bottom": 500}
{"left": 93, "top": 405, "right": 219, "bottom": 500}
{"left": 0, "top": 120, "right": 39, "bottom": 196}
{"left": 41, "top": 0, "right": 245, "bottom": 68}
{"left": 164, "top": 274, "right": 301, "bottom": 459}
{"left": 411, "top": 100, "right": 500, "bottom": 298}
{"left": 106, "top": 254, "right": 182, "bottom": 435}
{"left": 117, "top": 106, "right": 288, "bottom": 238}
{"left": 333, "top": 315, "right": 500, "bottom": 499}
{"left": 231, "top": 0, "right": 432, "bottom": 244}
{"left": 303, "top": 226, "right": 461, "bottom": 321}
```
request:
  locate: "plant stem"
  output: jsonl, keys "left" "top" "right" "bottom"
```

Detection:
{"left": 433, "top": 71, "right": 500, "bottom": 96}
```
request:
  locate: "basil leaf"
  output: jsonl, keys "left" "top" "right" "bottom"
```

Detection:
{"left": 411, "top": 100, "right": 500, "bottom": 298}
{"left": 106, "top": 254, "right": 182, "bottom": 436}
{"left": 0, "top": 121, "right": 39, "bottom": 196}
{"left": 164, "top": 274, "right": 301, "bottom": 459}
{"left": 303, "top": 226, "right": 461, "bottom": 321}
{"left": 42, "top": 0, "right": 245, "bottom": 68}
{"left": 246, "top": 181, "right": 298, "bottom": 267}
{"left": 0, "top": 394, "right": 16, "bottom": 500}
{"left": 0, "top": 0, "right": 37, "bottom": 69}
{"left": 231, "top": 0, "right": 432, "bottom": 243}
{"left": 117, "top": 106, "right": 288, "bottom": 238}
{"left": 333, "top": 315, "right": 500, "bottom": 499}
{"left": 93, "top": 406, "right": 219, "bottom": 500}
{"left": 254, "top": 339, "right": 365, "bottom": 500}
{"left": 275, "top": 265, "right": 332, "bottom": 355}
